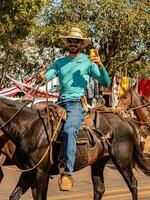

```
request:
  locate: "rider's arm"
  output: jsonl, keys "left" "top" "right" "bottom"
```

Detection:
{"left": 88, "top": 63, "right": 110, "bottom": 88}
{"left": 88, "top": 49, "right": 110, "bottom": 88}
{"left": 37, "top": 62, "right": 58, "bottom": 83}
{"left": 44, "top": 62, "right": 58, "bottom": 81}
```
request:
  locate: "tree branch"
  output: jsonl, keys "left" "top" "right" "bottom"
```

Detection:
{"left": 128, "top": 52, "right": 145, "bottom": 64}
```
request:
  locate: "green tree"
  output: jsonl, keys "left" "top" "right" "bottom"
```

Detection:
{"left": 0, "top": 0, "right": 149, "bottom": 88}
{"left": 0, "top": 0, "right": 49, "bottom": 88}
{"left": 0, "top": 0, "right": 48, "bottom": 45}
{"left": 35, "top": 0, "right": 150, "bottom": 77}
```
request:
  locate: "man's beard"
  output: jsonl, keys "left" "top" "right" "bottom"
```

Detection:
{"left": 68, "top": 46, "right": 82, "bottom": 54}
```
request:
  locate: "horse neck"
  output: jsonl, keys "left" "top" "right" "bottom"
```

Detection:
{"left": 116, "top": 95, "right": 131, "bottom": 110}
{"left": 0, "top": 102, "right": 31, "bottom": 144}
{"left": 142, "top": 98, "right": 150, "bottom": 112}
{"left": 132, "top": 91, "right": 150, "bottom": 123}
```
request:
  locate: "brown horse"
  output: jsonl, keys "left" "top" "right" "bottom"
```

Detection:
{"left": 0, "top": 98, "right": 150, "bottom": 200}
{"left": 116, "top": 85, "right": 150, "bottom": 150}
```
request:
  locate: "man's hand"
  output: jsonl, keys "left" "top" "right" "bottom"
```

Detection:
{"left": 36, "top": 64, "right": 48, "bottom": 83}
{"left": 36, "top": 71, "right": 45, "bottom": 84}
{"left": 89, "top": 49, "right": 103, "bottom": 67}
{"left": 40, "top": 64, "right": 47, "bottom": 71}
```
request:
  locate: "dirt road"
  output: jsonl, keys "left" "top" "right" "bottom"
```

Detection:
{"left": 1, "top": 163, "right": 150, "bottom": 200}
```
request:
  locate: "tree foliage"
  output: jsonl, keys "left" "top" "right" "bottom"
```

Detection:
{"left": 0, "top": 0, "right": 49, "bottom": 87}
{"left": 35, "top": 0, "right": 150, "bottom": 77}
{"left": 0, "top": 0, "right": 149, "bottom": 88}
{"left": 0, "top": 0, "right": 48, "bottom": 45}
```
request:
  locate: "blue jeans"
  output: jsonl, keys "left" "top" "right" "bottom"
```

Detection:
{"left": 59, "top": 100, "right": 84, "bottom": 175}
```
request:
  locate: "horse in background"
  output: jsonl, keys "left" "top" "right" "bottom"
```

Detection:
{"left": 0, "top": 130, "right": 16, "bottom": 183}
{"left": 116, "top": 84, "right": 150, "bottom": 151}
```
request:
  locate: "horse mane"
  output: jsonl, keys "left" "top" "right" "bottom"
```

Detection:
{"left": 0, "top": 99, "right": 17, "bottom": 107}
{"left": 0, "top": 98, "right": 61, "bottom": 121}
{"left": 0, "top": 98, "right": 39, "bottom": 115}
{"left": 133, "top": 90, "right": 142, "bottom": 100}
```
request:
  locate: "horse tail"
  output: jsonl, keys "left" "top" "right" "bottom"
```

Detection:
{"left": 130, "top": 121, "right": 150, "bottom": 176}
{"left": 133, "top": 137, "right": 150, "bottom": 176}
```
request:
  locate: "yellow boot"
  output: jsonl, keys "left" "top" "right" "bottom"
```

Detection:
{"left": 58, "top": 175, "right": 73, "bottom": 191}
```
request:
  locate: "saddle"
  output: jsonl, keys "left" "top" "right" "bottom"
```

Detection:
{"left": 34, "top": 102, "right": 112, "bottom": 168}
{"left": 34, "top": 102, "right": 111, "bottom": 144}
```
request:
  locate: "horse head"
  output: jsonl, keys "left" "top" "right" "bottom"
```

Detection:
{"left": 116, "top": 83, "right": 138, "bottom": 110}
{"left": 116, "top": 83, "right": 150, "bottom": 127}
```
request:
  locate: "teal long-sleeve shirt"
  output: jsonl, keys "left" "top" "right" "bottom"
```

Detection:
{"left": 44, "top": 53, "right": 110, "bottom": 100}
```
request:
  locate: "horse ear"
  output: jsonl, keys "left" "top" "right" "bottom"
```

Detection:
{"left": 122, "top": 86, "right": 128, "bottom": 93}
{"left": 129, "top": 83, "right": 137, "bottom": 93}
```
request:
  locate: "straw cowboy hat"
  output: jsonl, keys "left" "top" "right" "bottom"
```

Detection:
{"left": 60, "top": 27, "right": 91, "bottom": 47}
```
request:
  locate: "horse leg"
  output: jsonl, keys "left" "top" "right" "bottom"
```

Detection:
{"left": 9, "top": 171, "right": 34, "bottom": 200}
{"left": 31, "top": 182, "right": 37, "bottom": 199}
{"left": 0, "top": 167, "right": 4, "bottom": 183}
{"left": 31, "top": 168, "right": 49, "bottom": 200}
{"left": 111, "top": 156, "right": 138, "bottom": 200}
{"left": 0, "top": 153, "right": 6, "bottom": 183}
{"left": 91, "top": 156, "right": 109, "bottom": 200}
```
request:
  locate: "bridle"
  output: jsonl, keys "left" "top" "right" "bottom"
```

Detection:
{"left": 128, "top": 92, "right": 150, "bottom": 126}
{"left": 128, "top": 92, "right": 150, "bottom": 111}
{"left": 131, "top": 102, "right": 150, "bottom": 110}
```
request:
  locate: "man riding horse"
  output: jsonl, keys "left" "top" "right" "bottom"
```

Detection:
{"left": 38, "top": 27, "right": 110, "bottom": 191}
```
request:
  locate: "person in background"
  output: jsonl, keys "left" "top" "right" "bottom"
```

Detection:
{"left": 38, "top": 27, "right": 110, "bottom": 191}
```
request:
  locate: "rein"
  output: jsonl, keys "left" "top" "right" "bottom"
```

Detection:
{"left": 131, "top": 102, "right": 150, "bottom": 110}
{"left": 1, "top": 145, "right": 50, "bottom": 172}
{"left": 0, "top": 100, "right": 50, "bottom": 172}
{"left": 127, "top": 93, "right": 150, "bottom": 125}
{"left": 0, "top": 79, "right": 65, "bottom": 172}
{"left": 0, "top": 101, "right": 28, "bottom": 129}
{"left": 131, "top": 118, "right": 150, "bottom": 125}
{"left": 0, "top": 80, "right": 45, "bottom": 129}
{"left": 1, "top": 109, "right": 65, "bottom": 172}
{"left": 129, "top": 92, "right": 150, "bottom": 110}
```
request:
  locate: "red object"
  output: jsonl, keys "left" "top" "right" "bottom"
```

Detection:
{"left": 0, "top": 85, "right": 20, "bottom": 97}
{"left": 138, "top": 79, "right": 150, "bottom": 100}
{"left": 0, "top": 75, "right": 59, "bottom": 99}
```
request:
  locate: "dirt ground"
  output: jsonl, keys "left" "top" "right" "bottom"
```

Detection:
{"left": 1, "top": 164, "right": 150, "bottom": 200}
